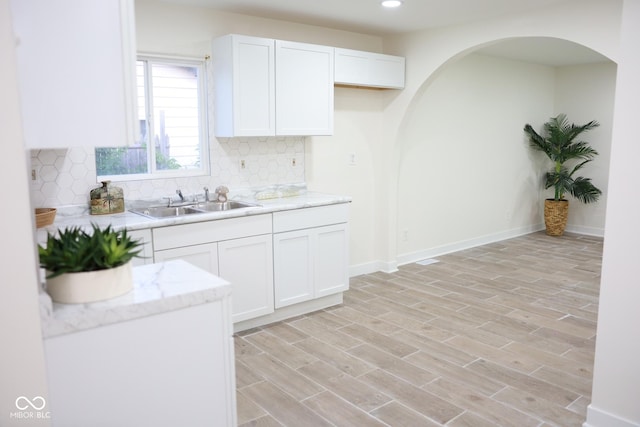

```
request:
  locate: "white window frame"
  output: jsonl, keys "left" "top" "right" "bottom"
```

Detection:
{"left": 96, "top": 54, "right": 209, "bottom": 182}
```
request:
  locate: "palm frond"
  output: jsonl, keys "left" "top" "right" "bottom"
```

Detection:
{"left": 570, "top": 177, "right": 602, "bottom": 203}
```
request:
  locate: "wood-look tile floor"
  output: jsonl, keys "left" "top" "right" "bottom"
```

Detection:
{"left": 234, "top": 231, "right": 602, "bottom": 426}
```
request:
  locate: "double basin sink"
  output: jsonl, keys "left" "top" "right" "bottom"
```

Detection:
{"left": 131, "top": 201, "right": 259, "bottom": 219}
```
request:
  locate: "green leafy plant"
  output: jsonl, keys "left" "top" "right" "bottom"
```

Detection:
{"left": 524, "top": 114, "right": 602, "bottom": 203}
{"left": 38, "top": 224, "right": 142, "bottom": 279}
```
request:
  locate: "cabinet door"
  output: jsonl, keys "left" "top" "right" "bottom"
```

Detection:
{"left": 128, "top": 229, "right": 153, "bottom": 267}
{"left": 10, "top": 0, "right": 137, "bottom": 148}
{"left": 212, "top": 34, "right": 275, "bottom": 137}
{"left": 334, "top": 48, "right": 405, "bottom": 89}
{"left": 334, "top": 49, "right": 370, "bottom": 85}
{"left": 369, "top": 54, "right": 405, "bottom": 89}
{"left": 315, "top": 224, "right": 349, "bottom": 297}
{"left": 275, "top": 40, "right": 334, "bottom": 136}
{"left": 154, "top": 243, "right": 219, "bottom": 276}
{"left": 218, "top": 235, "right": 274, "bottom": 323}
{"left": 273, "top": 230, "right": 314, "bottom": 308}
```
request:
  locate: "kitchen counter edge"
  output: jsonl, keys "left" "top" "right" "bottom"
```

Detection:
{"left": 40, "top": 259, "right": 232, "bottom": 339}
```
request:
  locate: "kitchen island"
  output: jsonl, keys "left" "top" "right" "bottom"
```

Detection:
{"left": 40, "top": 260, "right": 236, "bottom": 427}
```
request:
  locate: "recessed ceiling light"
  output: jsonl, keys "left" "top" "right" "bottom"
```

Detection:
{"left": 381, "top": 0, "right": 403, "bottom": 8}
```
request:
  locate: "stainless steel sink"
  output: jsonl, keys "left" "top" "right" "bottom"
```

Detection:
{"left": 192, "top": 201, "right": 257, "bottom": 212}
{"left": 131, "top": 205, "right": 204, "bottom": 219}
{"left": 130, "top": 200, "right": 258, "bottom": 219}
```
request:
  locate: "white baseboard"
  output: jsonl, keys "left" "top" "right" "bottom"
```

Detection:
{"left": 565, "top": 224, "right": 605, "bottom": 237}
{"left": 584, "top": 404, "right": 639, "bottom": 427}
{"left": 395, "top": 224, "right": 544, "bottom": 267}
{"left": 349, "top": 260, "right": 398, "bottom": 277}
{"left": 348, "top": 222, "right": 606, "bottom": 278}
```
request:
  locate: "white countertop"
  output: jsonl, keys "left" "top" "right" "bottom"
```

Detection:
{"left": 40, "top": 260, "right": 231, "bottom": 338}
{"left": 36, "top": 190, "right": 352, "bottom": 243}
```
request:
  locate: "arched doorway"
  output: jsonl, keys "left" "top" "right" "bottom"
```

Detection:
{"left": 394, "top": 37, "right": 615, "bottom": 264}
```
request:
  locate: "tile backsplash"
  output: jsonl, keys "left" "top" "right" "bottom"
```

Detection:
{"left": 30, "top": 136, "right": 305, "bottom": 208}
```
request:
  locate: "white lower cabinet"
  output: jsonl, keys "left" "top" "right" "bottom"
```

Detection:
{"left": 273, "top": 229, "right": 314, "bottom": 308}
{"left": 273, "top": 205, "right": 349, "bottom": 309}
{"left": 127, "top": 229, "right": 153, "bottom": 267}
{"left": 149, "top": 205, "right": 349, "bottom": 325}
{"left": 152, "top": 215, "right": 273, "bottom": 323}
{"left": 154, "top": 243, "right": 219, "bottom": 276}
{"left": 219, "top": 235, "right": 274, "bottom": 322}
{"left": 44, "top": 301, "right": 236, "bottom": 427}
{"left": 315, "top": 224, "right": 350, "bottom": 297}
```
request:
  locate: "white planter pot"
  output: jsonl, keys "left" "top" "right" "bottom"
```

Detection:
{"left": 46, "top": 262, "right": 133, "bottom": 304}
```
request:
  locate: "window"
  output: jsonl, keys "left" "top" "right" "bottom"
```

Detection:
{"left": 96, "top": 56, "right": 208, "bottom": 180}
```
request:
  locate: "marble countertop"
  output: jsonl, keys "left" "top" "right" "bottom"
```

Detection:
{"left": 36, "top": 189, "right": 352, "bottom": 243}
{"left": 40, "top": 260, "right": 231, "bottom": 338}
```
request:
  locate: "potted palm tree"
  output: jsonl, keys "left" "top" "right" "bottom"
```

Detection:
{"left": 523, "top": 114, "right": 602, "bottom": 236}
{"left": 39, "top": 224, "right": 142, "bottom": 303}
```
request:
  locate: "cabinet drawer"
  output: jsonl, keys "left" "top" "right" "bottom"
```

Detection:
{"left": 273, "top": 203, "right": 349, "bottom": 233}
{"left": 153, "top": 214, "right": 272, "bottom": 250}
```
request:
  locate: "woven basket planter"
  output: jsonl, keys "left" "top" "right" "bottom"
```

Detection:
{"left": 544, "top": 199, "right": 569, "bottom": 236}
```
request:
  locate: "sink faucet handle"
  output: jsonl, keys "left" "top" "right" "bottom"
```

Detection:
{"left": 164, "top": 196, "right": 173, "bottom": 207}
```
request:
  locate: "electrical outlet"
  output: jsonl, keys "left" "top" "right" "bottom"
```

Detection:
{"left": 31, "top": 169, "right": 37, "bottom": 181}
{"left": 402, "top": 229, "right": 409, "bottom": 242}
{"left": 348, "top": 153, "right": 357, "bottom": 166}
{"left": 240, "top": 159, "right": 246, "bottom": 169}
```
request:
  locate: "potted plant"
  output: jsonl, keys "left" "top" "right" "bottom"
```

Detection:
{"left": 39, "top": 224, "right": 142, "bottom": 303}
{"left": 523, "top": 114, "right": 602, "bottom": 236}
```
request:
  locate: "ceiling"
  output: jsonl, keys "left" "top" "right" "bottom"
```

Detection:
{"left": 153, "top": 0, "right": 611, "bottom": 66}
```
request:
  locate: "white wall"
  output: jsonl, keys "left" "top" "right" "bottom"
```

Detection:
{"left": 374, "top": 0, "right": 622, "bottom": 272}
{"left": 306, "top": 86, "right": 383, "bottom": 273}
{"left": 555, "top": 62, "right": 617, "bottom": 236}
{"left": 135, "top": 1, "right": 382, "bottom": 56}
{"left": 0, "top": 0, "right": 50, "bottom": 424}
{"left": 396, "top": 53, "right": 555, "bottom": 264}
{"left": 587, "top": 0, "right": 640, "bottom": 425}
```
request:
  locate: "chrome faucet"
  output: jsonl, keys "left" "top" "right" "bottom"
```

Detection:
{"left": 203, "top": 186, "right": 210, "bottom": 202}
{"left": 176, "top": 189, "right": 185, "bottom": 203}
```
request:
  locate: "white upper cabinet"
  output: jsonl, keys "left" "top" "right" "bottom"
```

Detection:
{"left": 275, "top": 40, "right": 334, "bottom": 136}
{"left": 334, "top": 48, "right": 405, "bottom": 89}
{"left": 10, "top": 0, "right": 137, "bottom": 149}
{"left": 212, "top": 35, "right": 334, "bottom": 137}
{"left": 212, "top": 35, "right": 276, "bottom": 137}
